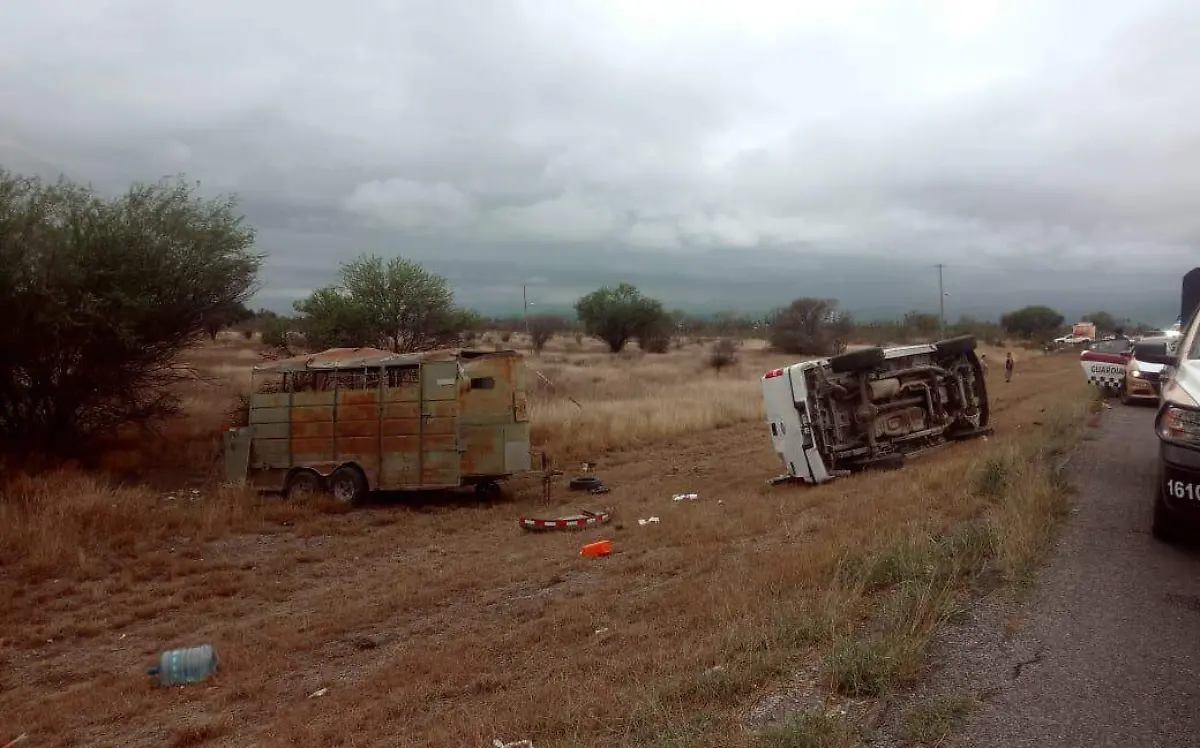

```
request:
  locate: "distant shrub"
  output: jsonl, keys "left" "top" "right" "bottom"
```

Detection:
{"left": 708, "top": 339, "right": 739, "bottom": 373}
{"left": 528, "top": 315, "right": 567, "bottom": 354}
{"left": 769, "top": 297, "right": 844, "bottom": 355}
{"left": 639, "top": 325, "right": 673, "bottom": 354}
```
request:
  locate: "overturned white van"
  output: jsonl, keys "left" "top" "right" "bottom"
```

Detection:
{"left": 762, "top": 336, "right": 991, "bottom": 485}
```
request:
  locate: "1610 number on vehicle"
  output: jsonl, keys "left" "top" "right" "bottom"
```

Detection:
{"left": 1165, "top": 479, "right": 1200, "bottom": 502}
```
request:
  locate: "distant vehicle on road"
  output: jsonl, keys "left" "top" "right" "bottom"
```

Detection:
{"left": 1145, "top": 267, "right": 1200, "bottom": 541}
{"left": 1053, "top": 333, "right": 1092, "bottom": 346}
{"left": 1137, "top": 329, "right": 1178, "bottom": 341}
{"left": 1122, "top": 336, "right": 1176, "bottom": 405}
{"left": 762, "top": 335, "right": 990, "bottom": 485}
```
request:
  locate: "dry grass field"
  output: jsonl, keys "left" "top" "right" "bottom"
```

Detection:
{"left": 0, "top": 335, "right": 1094, "bottom": 748}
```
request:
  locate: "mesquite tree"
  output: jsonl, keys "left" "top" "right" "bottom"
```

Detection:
{"left": 0, "top": 170, "right": 262, "bottom": 452}
{"left": 293, "top": 253, "right": 481, "bottom": 353}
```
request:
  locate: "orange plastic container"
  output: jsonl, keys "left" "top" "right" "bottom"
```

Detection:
{"left": 580, "top": 539, "right": 613, "bottom": 558}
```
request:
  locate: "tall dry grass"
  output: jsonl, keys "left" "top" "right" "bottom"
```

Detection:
{"left": 527, "top": 345, "right": 794, "bottom": 461}
{"left": 0, "top": 469, "right": 337, "bottom": 583}
{"left": 0, "top": 335, "right": 1091, "bottom": 747}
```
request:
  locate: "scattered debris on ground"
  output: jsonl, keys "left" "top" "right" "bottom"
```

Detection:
{"left": 518, "top": 509, "right": 612, "bottom": 531}
{"left": 147, "top": 644, "right": 218, "bottom": 687}
{"left": 568, "top": 475, "right": 604, "bottom": 491}
{"left": 579, "top": 539, "right": 613, "bottom": 558}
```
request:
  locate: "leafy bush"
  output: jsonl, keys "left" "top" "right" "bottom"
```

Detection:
{"left": 709, "top": 338, "right": 739, "bottom": 372}
{"left": 528, "top": 315, "right": 566, "bottom": 353}
{"left": 0, "top": 170, "right": 261, "bottom": 452}
{"left": 293, "top": 254, "right": 479, "bottom": 352}
{"left": 768, "top": 298, "right": 847, "bottom": 355}
{"left": 1001, "top": 305, "right": 1065, "bottom": 341}
{"left": 575, "top": 282, "right": 672, "bottom": 353}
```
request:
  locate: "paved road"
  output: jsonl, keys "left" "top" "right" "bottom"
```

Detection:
{"left": 963, "top": 405, "right": 1200, "bottom": 747}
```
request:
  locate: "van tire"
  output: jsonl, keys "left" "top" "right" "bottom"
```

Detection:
{"left": 934, "top": 335, "right": 977, "bottom": 357}
{"left": 329, "top": 465, "right": 368, "bottom": 506}
{"left": 829, "top": 347, "right": 885, "bottom": 374}
{"left": 569, "top": 476, "right": 604, "bottom": 491}
{"left": 285, "top": 469, "right": 325, "bottom": 501}
{"left": 1152, "top": 485, "right": 1183, "bottom": 543}
{"left": 966, "top": 351, "right": 990, "bottom": 428}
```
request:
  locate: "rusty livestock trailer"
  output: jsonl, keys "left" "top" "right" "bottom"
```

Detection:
{"left": 222, "top": 347, "right": 533, "bottom": 505}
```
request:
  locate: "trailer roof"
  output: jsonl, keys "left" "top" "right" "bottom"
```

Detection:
{"left": 253, "top": 347, "right": 516, "bottom": 374}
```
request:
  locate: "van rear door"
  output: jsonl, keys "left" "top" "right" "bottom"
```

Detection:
{"left": 763, "top": 366, "right": 819, "bottom": 483}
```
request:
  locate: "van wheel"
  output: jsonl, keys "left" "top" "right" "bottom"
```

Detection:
{"left": 966, "top": 351, "right": 990, "bottom": 427}
{"left": 829, "top": 347, "right": 885, "bottom": 374}
{"left": 1152, "top": 483, "right": 1184, "bottom": 543}
{"left": 285, "top": 470, "right": 324, "bottom": 501}
{"left": 329, "top": 466, "right": 368, "bottom": 506}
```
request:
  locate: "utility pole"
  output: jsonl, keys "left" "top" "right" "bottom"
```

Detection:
{"left": 935, "top": 263, "right": 946, "bottom": 336}
{"left": 522, "top": 284, "right": 530, "bottom": 336}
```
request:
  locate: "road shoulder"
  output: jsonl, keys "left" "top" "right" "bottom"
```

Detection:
{"left": 869, "top": 404, "right": 1200, "bottom": 748}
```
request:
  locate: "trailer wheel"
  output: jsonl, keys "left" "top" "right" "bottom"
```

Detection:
{"left": 829, "top": 346, "right": 885, "bottom": 374}
{"left": 329, "top": 465, "right": 368, "bottom": 506}
{"left": 934, "top": 335, "right": 977, "bottom": 357}
{"left": 474, "top": 480, "right": 503, "bottom": 499}
{"left": 285, "top": 469, "right": 324, "bottom": 501}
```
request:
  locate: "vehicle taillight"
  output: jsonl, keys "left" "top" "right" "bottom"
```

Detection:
{"left": 764, "top": 368, "right": 784, "bottom": 379}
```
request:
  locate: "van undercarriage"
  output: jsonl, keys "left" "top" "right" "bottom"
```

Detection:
{"left": 766, "top": 336, "right": 992, "bottom": 483}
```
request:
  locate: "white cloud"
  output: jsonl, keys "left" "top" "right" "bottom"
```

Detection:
{"left": 481, "top": 193, "right": 619, "bottom": 243}
{"left": 343, "top": 179, "right": 473, "bottom": 231}
{"left": 626, "top": 221, "right": 681, "bottom": 249}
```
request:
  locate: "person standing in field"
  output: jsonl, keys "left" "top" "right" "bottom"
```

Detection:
{"left": 1005, "top": 352, "right": 1014, "bottom": 383}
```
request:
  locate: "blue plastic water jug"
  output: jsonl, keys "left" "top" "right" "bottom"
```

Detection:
{"left": 148, "top": 644, "right": 218, "bottom": 686}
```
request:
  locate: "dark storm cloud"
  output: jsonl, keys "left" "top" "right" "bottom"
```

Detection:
{"left": 1, "top": 0, "right": 1197, "bottom": 324}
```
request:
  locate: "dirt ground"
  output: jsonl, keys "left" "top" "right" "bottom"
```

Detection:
{"left": 0, "top": 343, "right": 1085, "bottom": 748}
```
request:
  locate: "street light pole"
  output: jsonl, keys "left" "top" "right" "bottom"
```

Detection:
{"left": 935, "top": 263, "right": 946, "bottom": 336}
{"left": 522, "top": 284, "right": 530, "bottom": 336}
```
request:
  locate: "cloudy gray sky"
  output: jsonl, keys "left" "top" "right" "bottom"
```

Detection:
{"left": 2, "top": 0, "right": 1198, "bottom": 324}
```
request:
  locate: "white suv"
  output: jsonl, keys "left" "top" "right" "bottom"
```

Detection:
{"left": 1146, "top": 321, "right": 1200, "bottom": 541}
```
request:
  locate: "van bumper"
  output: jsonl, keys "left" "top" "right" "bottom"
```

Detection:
{"left": 1157, "top": 442, "right": 1200, "bottom": 529}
